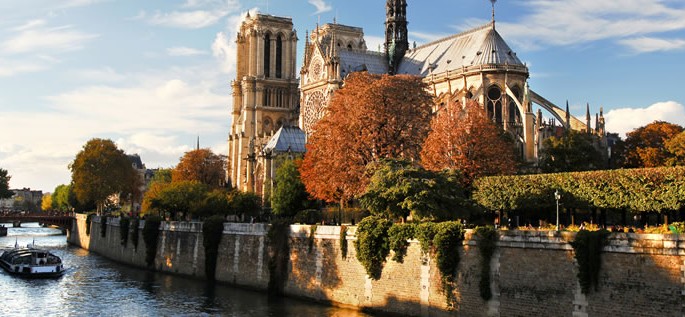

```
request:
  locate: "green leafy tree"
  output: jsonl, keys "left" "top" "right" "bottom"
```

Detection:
{"left": 150, "top": 180, "right": 209, "bottom": 220}
{"left": 0, "top": 168, "right": 12, "bottom": 199}
{"left": 539, "top": 130, "right": 605, "bottom": 173}
{"left": 52, "top": 184, "right": 72, "bottom": 212}
{"left": 272, "top": 159, "right": 310, "bottom": 218}
{"left": 360, "top": 160, "right": 468, "bottom": 222}
{"left": 70, "top": 138, "right": 138, "bottom": 214}
{"left": 228, "top": 191, "right": 262, "bottom": 220}
{"left": 194, "top": 189, "right": 233, "bottom": 218}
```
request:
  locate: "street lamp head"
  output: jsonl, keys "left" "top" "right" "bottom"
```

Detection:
{"left": 554, "top": 190, "right": 560, "bottom": 200}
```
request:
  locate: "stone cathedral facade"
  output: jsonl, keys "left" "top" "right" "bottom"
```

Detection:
{"left": 228, "top": 1, "right": 607, "bottom": 198}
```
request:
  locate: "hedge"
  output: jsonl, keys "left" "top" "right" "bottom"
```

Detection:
{"left": 473, "top": 166, "right": 685, "bottom": 213}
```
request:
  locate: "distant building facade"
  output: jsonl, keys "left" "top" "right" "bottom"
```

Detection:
{"left": 0, "top": 188, "right": 43, "bottom": 212}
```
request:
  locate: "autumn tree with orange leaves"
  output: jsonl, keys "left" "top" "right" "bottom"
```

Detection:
{"left": 300, "top": 72, "right": 434, "bottom": 205}
{"left": 421, "top": 100, "right": 516, "bottom": 185}
{"left": 172, "top": 149, "right": 226, "bottom": 188}
{"left": 622, "top": 121, "right": 684, "bottom": 168}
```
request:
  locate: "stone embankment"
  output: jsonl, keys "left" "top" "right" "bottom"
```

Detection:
{"left": 68, "top": 215, "right": 685, "bottom": 316}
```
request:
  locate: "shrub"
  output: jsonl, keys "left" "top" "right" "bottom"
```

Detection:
{"left": 474, "top": 226, "right": 498, "bottom": 301}
{"left": 433, "top": 221, "right": 465, "bottom": 309}
{"left": 119, "top": 217, "right": 130, "bottom": 247}
{"left": 354, "top": 216, "right": 392, "bottom": 280}
{"left": 294, "top": 209, "right": 322, "bottom": 225}
{"left": 85, "top": 213, "right": 93, "bottom": 236}
{"left": 143, "top": 215, "right": 162, "bottom": 268}
{"left": 100, "top": 216, "right": 108, "bottom": 238}
{"left": 388, "top": 223, "right": 416, "bottom": 263}
{"left": 571, "top": 229, "right": 609, "bottom": 294}
{"left": 131, "top": 218, "right": 139, "bottom": 250}
{"left": 415, "top": 222, "right": 437, "bottom": 255}
{"left": 268, "top": 218, "right": 291, "bottom": 295}
{"left": 203, "top": 215, "right": 225, "bottom": 281}
{"left": 340, "top": 225, "right": 348, "bottom": 259}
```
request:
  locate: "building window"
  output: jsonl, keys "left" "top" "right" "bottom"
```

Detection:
{"left": 487, "top": 85, "right": 503, "bottom": 126}
{"left": 276, "top": 35, "right": 283, "bottom": 78}
{"left": 264, "top": 33, "right": 271, "bottom": 78}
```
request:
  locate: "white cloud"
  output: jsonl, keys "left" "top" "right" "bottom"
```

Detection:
{"left": 604, "top": 101, "right": 685, "bottom": 137}
{"left": 409, "top": 31, "right": 449, "bottom": 45}
{"left": 458, "top": 0, "right": 685, "bottom": 52}
{"left": 618, "top": 37, "right": 685, "bottom": 53}
{"left": 167, "top": 46, "right": 207, "bottom": 56}
{"left": 146, "top": 0, "right": 240, "bottom": 29}
{"left": 0, "top": 58, "right": 46, "bottom": 76}
{"left": 73, "top": 67, "right": 126, "bottom": 83}
{"left": 308, "top": 0, "right": 332, "bottom": 15}
{"left": 2, "top": 21, "right": 98, "bottom": 54}
{"left": 148, "top": 10, "right": 228, "bottom": 29}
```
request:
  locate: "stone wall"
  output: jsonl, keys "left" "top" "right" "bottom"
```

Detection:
{"left": 68, "top": 216, "right": 685, "bottom": 316}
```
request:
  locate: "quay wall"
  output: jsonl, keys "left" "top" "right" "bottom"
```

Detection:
{"left": 68, "top": 215, "right": 685, "bottom": 316}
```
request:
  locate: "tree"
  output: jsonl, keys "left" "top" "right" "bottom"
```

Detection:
{"left": 360, "top": 159, "right": 469, "bottom": 222}
{"left": 194, "top": 189, "right": 233, "bottom": 218}
{"left": 622, "top": 121, "right": 684, "bottom": 168}
{"left": 539, "top": 130, "right": 605, "bottom": 173}
{"left": 0, "top": 168, "right": 12, "bottom": 199}
{"left": 421, "top": 100, "right": 516, "bottom": 185}
{"left": 142, "top": 168, "right": 173, "bottom": 215}
{"left": 150, "top": 180, "right": 208, "bottom": 220}
{"left": 52, "top": 184, "right": 72, "bottom": 212}
{"left": 41, "top": 193, "right": 52, "bottom": 212}
{"left": 227, "top": 191, "right": 262, "bottom": 220}
{"left": 172, "top": 149, "right": 226, "bottom": 188}
{"left": 300, "top": 72, "right": 434, "bottom": 204}
{"left": 272, "top": 159, "right": 311, "bottom": 218}
{"left": 665, "top": 131, "right": 685, "bottom": 166}
{"left": 70, "top": 138, "right": 138, "bottom": 214}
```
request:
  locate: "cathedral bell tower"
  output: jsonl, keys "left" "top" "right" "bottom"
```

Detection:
{"left": 385, "top": 0, "right": 408, "bottom": 75}
{"left": 228, "top": 13, "right": 299, "bottom": 193}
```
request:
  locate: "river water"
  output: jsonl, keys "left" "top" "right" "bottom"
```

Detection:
{"left": 0, "top": 223, "right": 372, "bottom": 317}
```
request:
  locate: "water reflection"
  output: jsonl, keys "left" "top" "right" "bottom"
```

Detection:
{"left": 0, "top": 223, "right": 372, "bottom": 317}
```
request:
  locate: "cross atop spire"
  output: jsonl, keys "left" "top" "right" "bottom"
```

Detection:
{"left": 491, "top": 0, "right": 497, "bottom": 24}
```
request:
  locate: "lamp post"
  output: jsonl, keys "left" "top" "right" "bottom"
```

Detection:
{"left": 554, "top": 190, "right": 561, "bottom": 232}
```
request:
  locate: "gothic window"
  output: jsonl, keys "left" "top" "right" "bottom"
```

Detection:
{"left": 509, "top": 87, "right": 522, "bottom": 124}
{"left": 487, "top": 85, "right": 503, "bottom": 126}
{"left": 276, "top": 117, "right": 285, "bottom": 129}
{"left": 347, "top": 43, "right": 353, "bottom": 51}
{"left": 264, "top": 33, "right": 271, "bottom": 77}
{"left": 276, "top": 34, "right": 283, "bottom": 78}
{"left": 303, "top": 90, "right": 328, "bottom": 134}
{"left": 263, "top": 117, "right": 273, "bottom": 133}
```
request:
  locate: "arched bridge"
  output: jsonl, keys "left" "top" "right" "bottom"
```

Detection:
{"left": 0, "top": 213, "right": 74, "bottom": 230}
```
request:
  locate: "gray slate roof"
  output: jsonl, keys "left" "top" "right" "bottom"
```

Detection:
{"left": 397, "top": 22, "right": 524, "bottom": 76}
{"left": 263, "top": 126, "right": 306, "bottom": 154}
{"left": 338, "top": 50, "right": 389, "bottom": 78}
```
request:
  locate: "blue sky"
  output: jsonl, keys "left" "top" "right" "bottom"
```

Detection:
{"left": 1, "top": 0, "right": 684, "bottom": 192}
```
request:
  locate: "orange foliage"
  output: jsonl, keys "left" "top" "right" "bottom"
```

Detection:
{"left": 623, "top": 121, "right": 684, "bottom": 168}
{"left": 300, "top": 72, "right": 434, "bottom": 203}
{"left": 421, "top": 100, "right": 516, "bottom": 184}
{"left": 172, "top": 149, "right": 226, "bottom": 188}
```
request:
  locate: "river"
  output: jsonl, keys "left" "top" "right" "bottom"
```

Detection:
{"left": 0, "top": 223, "right": 372, "bottom": 317}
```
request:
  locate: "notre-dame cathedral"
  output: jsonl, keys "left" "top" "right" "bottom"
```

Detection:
{"left": 228, "top": 0, "right": 607, "bottom": 199}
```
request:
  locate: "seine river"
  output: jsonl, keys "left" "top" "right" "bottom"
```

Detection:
{"left": 0, "top": 223, "right": 371, "bottom": 317}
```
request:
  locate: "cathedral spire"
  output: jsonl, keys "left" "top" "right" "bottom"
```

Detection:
{"left": 385, "top": 0, "right": 408, "bottom": 75}
{"left": 565, "top": 100, "right": 571, "bottom": 130}
{"left": 491, "top": 0, "right": 497, "bottom": 26}
{"left": 586, "top": 102, "right": 591, "bottom": 133}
